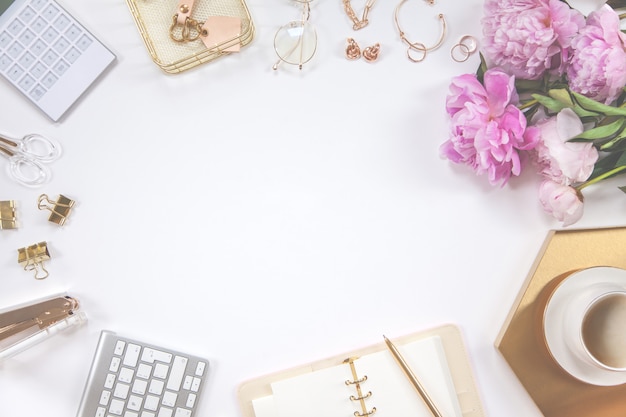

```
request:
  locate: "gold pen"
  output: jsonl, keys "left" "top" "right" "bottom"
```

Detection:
{"left": 384, "top": 335, "right": 444, "bottom": 417}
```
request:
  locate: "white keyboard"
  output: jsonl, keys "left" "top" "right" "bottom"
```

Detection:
{"left": 77, "top": 331, "right": 209, "bottom": 417}
{"left": 0, "top": 0, "right": 115, "bottom": 121}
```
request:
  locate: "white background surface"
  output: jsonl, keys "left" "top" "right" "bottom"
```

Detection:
{"left": 0, "top": 0, "right": 621, "bottom": 416}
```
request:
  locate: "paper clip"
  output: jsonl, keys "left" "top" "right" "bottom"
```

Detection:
{"left": 17, "top": 241, "right": 51, "bottom": 280}
{"left": 38, "top": 194, "right": 75, "bottom": 226}
{"left": 0, "top": 295, "right": 85, "bottom": 361}
{"left": 0, "top": 200, "right": 17, "bottom": 229}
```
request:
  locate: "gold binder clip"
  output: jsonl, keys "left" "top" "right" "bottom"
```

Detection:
{"left": 17, "top": 241, "right": 51, "bottom": 280}
{"left": 0, "top": 200, "right": 17, "bottom": 229}
{"left": 0, "top": 295, "right": 82, "bottom": 360}
{"left": 37, "top": 194, "right": 75, "bottom": 226}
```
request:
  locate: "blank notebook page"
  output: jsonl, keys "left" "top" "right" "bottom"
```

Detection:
{"left": 252, "top": 335, "right": 462, "bottom": 417}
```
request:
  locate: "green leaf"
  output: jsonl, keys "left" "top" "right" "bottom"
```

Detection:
{"left": 571, "top": 91, "right": 626, "bottom": 117}
{"left": 532, "top": 90, "right": 598, "bottom": 117}
{"left": 571, "top": 118, "right": 626, "bottom": 141}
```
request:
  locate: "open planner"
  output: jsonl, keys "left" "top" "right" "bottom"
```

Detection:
{"left": 238, "top": 324, "right": 484, "bottom": 417}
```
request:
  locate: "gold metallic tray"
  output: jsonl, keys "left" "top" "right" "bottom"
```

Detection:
{"left": 126, "top": 0, "right": 254, "bottom": 73}
{"left": 496, "top": 226, "right": 626, "bottom": 417}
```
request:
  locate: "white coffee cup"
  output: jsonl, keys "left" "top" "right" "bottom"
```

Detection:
{"left": 563, "top": 278, "right": 626, "bottom": 371}
{"left": 543, "top": 266, "right": 626, "bottom": 385}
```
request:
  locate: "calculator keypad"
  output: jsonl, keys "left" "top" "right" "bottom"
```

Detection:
{"left": 0, "top": 0, "right": 91, "bottom": 102}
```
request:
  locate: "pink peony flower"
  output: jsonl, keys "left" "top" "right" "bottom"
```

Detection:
{"left": 482, "top": 0, "right": 585, "bottom": 80}
{"left": 441, "top": 68, "right": 540, "bottom": 186}
{"left": 567, "top": 5, "right": 626, "bottom": 104}
{"left": 539, "top": 179, "right": 584, "bottom": 226}
{"left": 532, "top": 108, "right": 599, "bottom": 185}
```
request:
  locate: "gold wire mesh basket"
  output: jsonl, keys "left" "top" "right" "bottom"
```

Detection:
{"left": 126, "top": 0, "right": 255, "bottom": 73}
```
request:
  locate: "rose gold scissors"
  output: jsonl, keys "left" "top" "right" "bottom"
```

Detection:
{"left": 0, "top": 132, "right": 61, "bottom": 187}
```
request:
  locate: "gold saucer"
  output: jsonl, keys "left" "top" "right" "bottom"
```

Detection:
{"left": 496, "top": 226, "right": 626, "bottom": 417}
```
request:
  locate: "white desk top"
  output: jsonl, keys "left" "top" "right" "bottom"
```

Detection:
{"left": 0, "top": 0, "right": 621, "bottom": 416}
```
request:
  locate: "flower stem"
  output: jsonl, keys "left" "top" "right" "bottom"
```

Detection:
{"left": 519, "top": 99, "right": 538, "bottom": 110}
{"left": 577, "top": 166, "right": 626, "bottom": 190}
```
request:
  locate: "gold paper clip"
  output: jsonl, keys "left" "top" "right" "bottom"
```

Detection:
{"left": 0, "top": 295, "right": 84, "bottom": 361}
{"left": 38, "top": 194, "right": 75, "bottom": 226}
{"left": 0, "top": 200, "right": 17, "bottom": 230}
{"left": 17, "top": 241, "right": 51, "bottom": 280}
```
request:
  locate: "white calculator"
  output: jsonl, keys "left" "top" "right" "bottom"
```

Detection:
{"left": 0, "top": 0, "right": 115, "bottom": 121}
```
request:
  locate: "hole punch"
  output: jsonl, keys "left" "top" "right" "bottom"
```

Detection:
{"left": 0, "top": 200, "right": 17, "bottom": 230}
{"left": 17, "top": 242, "right": 51, "bottom": 280}
{"left": 38, "top": 194, "right": 75, "bottom": 226}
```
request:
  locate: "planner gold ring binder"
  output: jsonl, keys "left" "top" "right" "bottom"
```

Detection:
{"left": 238, "top": 324, "right": 484, "bottom": 417}
{"left": 344, "top": 357, "right": 376, "bottom": 417}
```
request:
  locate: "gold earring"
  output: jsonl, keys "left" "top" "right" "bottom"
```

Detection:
{"left": 362, "top": 43, "right": 380, "bottom": 62}
{"left": 345, "top": 38, "right": 361, "bottom": 60}
{"left": 394, "top": 0, "right": 447, "bottom": 63}
{"left": 451, "top": 35, "right": 477, "bottom": 62}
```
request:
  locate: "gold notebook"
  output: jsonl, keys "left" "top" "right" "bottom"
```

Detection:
{"left": 238, "top": 324, "right": 484, "bottom": 417}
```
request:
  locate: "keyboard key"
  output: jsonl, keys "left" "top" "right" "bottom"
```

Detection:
{"left": 31, "top": 39, "right": 46, "bottom": 56}
{"left": 76, "top": 34, "right": 92, "bottom": 51}
{"left": 157, "top": 407, "right": 173, "bottom": 417}
{"left": 174, "top": 408, "right": 192, "bottom": 417}
{"left": 99, "top": 390, "right": 111, "bottom": 406}
{"left": 185, "top": 393, "right": 196, "bottom": 408}
{"left": 30, "top": 16, "right": 47, "bottom": 33}
{"left": 104, "top": 374, "right": 116, "bottom": 390}
{"left": 7, "top": 42, "right": 24, "bottom": 59}
{"left": 0, "top": 31, "right": 13, "bottom": 48}
{"left": 123, "top": 344, "right": 141, "bottom": 367}
{"left": 109, "top": 399, "right": 124, "bottom": 416}
{"left": 19, "top": 6, "right": 36, "bottom": 23}
{"left": 7, "top": 64, "right": 24, "bottom": 81}
{"left": 144, "top": 395, "right": 159, "bottom": 411}
{"left": 114, "top": 340, "right": 126, "bottom": 355}
{"left": 131, "top": 379, "right": 147, "bottom": 396}
{"left": 42, "top": 26, "right": 59, "bottom": 44}
{"left": 52, "top": 58, "right": 68, "bottom": 75}
{"left": 30, "top": 0, "right": 47, "bottom": 11}
{"left": 18, "top": 73, "right": 35, "bottom": 91}
{"left": 153, "top": 363, "right": 169, "bottom": 379}
{"left": 141, "top": 412, "right": 155, "bottom": 417}
{"left": 166, "top": 357, "right": 187, "bottom": 391}
{"left": 7, "top": 20, "right": 25, "bottom": 36}
{"left": 0, "top": 53, "right": 12, "bottom": 71}
{"left": 64, "top": 46, "right": 80, "bottom": 63}
{"left": 136, "top": 363, "right": 152, "bottom": 379}
{"left": 113, "top": 383, "right": 130, "bottom": 400}
{"left": 41, "top": 48, "right": 57, "bottom": 65}
{"left": 195, "top": 362, "right": 206, "bottom": 376}
{"left": 190, "top": 377, "right": 201, "bottom": 392}
{"left": 162, "top": 391, "right": 177, "bottom": 407}
{"left": 41, "top": 71, "right": 57, "bottom": 88}
{"left": 64, "top": 23, "right": 81, "bottom": 41}
{"left": 95, "top": 406, "right": 106, "bottom": 417}
{"left": 42, "top": 4, "right": 60, "bottom": 21}
{"left": 18, "top": 51, "right": 35, "bottom": 68}
{"left": 19, "top": 29, "right": 36, "bottom": 46}
{"left": 53, "top": 36, "right": 69, "bottom": 53}
{"left": 53, "top": 14, "right": 71, "bottom": 31}
{"left": 110, "top": 357, "right": 121, "bottom": 372}
{"left": 127, "top": 395, "right": 143, "bottom": 411}
{"left": 141, "top": 348, "right": 172, "bottom": 364}
{"left": 29, "top": 84, "right": 45, "bottom": 101}
{"left": 148, "top": 379, "right": 164, "bottom": 395}
{"left": 118, "top": 367, "right": 134, "bottom": 384}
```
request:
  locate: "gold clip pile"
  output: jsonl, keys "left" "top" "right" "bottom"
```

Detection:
{"left": 0, "top": 200, "right": 17, "bottom": 230}
{"left": 17, "top": 242, "right": 50, "bottom": 280}
{"left": 38, "top": 194, "right": 75, "bottom": 226}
